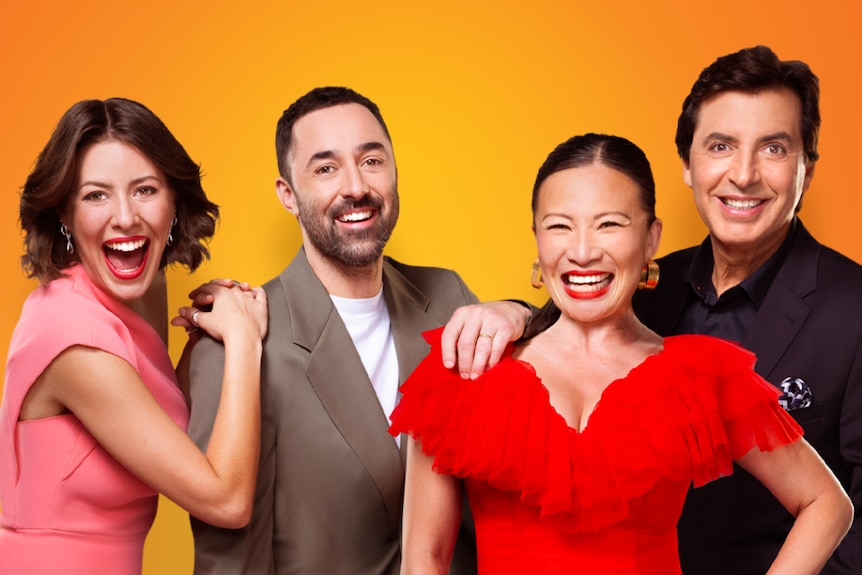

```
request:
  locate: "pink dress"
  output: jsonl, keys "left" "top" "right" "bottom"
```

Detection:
{"left": 390, "top": 329, "right": 803, "bottom": 574}
{"left": 0, "top": 265, "right": 189, "bottom": 574}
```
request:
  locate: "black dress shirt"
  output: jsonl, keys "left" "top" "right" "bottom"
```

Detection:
{"left": 677, "top": 219, "right": 798, "bottom": 344}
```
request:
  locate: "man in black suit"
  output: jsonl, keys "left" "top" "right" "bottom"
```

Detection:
{"left": 633, "top": 46, "right": 861, "bottom": 574}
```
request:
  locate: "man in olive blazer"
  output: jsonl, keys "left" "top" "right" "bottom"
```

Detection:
{"left": 188, "top": 249, "right": 480, "bottom": 574}
{"left": 186, "top": 87, "right": 527, "bottom": 574}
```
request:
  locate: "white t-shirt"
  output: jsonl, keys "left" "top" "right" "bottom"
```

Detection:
{"left": 330, "top": 288, "right": 400, "bottom": 444}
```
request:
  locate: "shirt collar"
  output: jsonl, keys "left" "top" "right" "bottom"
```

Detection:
{"left": 686, "top": 218, "right": 798, "bottom": 308}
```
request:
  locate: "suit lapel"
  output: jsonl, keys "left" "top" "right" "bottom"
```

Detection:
{"left": 744, "top": 222, "right": 819, "bottom": 380}
{"left": 381, "top": 260, "right": 450, "bottom": 467}
{"left": 280, "top": 250, "right": 404, "bottom": 529}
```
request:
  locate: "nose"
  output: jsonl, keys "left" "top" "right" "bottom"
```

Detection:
{"left": 111, "top": 194, "right": 138, "bottom": 229}
{"left": 727, "top": 149, "right": 760, "bottom": 189}
{"left": 342, "top": 164, "right": 369, "bottom": 199}
{"left": 567, "top": 229, "right": 602, "bottom": 266}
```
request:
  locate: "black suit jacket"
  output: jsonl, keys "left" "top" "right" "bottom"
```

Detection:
{"left": 633, "top": 221, "right": 862, "bottom": 574}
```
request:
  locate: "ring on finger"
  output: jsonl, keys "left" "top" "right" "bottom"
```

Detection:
{"left": 478, "top": 333, "right": 494, "bottom": 340}
{"left": 192, "top": 310, "right": 200, "bottom": 328}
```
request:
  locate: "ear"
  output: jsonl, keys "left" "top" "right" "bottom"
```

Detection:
{"left": 681, "top": 157, "right": 692, "bottom": 188}
{"left": 646, "top": 218, "right": 663, "bottom": 261}
{"left": 802, "top": 161, "right": 816, "bottom": 194}
{"left": 275, "top": 177, "right": 300, "bottom": 217}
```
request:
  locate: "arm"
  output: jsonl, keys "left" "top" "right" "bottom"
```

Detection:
{"left": 825, "top": 340, "right": 862, "bottom": 574}
{"left": 737, "top": 439, "right": 853, "bottom": 575}
{"left": 402, "top": 438, "right": 464, "bottom": 575}
{"left": 38, "top": 283, "right": 266, "bottom": 528}
{"left": 185, "top": 286, "right": 276, "bottom": 575}
{"left": 440, "top": 300, "right": 532, "bottom": 380}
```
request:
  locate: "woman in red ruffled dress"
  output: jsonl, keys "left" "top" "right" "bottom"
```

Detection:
{"left": 390, "top": 134, "right": 852, "bottom": 574}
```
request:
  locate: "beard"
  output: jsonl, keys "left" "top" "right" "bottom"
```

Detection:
{"left": 297, "top": 184, "right": 400, "bottom": 267}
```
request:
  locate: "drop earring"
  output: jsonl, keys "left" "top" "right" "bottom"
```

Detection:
{"left": 638, "top": 260, "right": 659, "bottom": 290}
{"left": 167, "top": 213, "right": 178, "bottom": 246}
{"left": 60, "top": 222, "right": 74, "bottom": 254}
{"left": 531, "top": 258, "right": 544, "bottom": 289}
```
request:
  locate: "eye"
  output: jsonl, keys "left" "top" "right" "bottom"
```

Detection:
{"left": 315, "top": 165, "right": 335, "bottom": 175}
{"left": 134, "top": 186, "right": 158, "bottom": 197}
{"left": 82, "top": 190, "right": 107, "bottom": 202}
{"left": 708, "top": 142, "right": 731, "bottom": 153}
{"left": 362, "top": 157, "right": 383, "bottom": 168}
{"left": 764, "top": 143, "right": 787, "bottom": 156}
{"left": 544, "top": 222, "right": 571, "bottom": 231}
{"left": 598, "top": 220, "right": 623, "bottom": 229}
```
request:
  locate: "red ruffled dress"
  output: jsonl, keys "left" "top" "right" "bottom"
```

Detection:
{"left": 389, "top": 328, "right": 802, "bottom": 575}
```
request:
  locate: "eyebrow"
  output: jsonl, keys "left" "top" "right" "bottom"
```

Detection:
{"left": 304, "top": 141, "right": 388, "bottom": 170}
{"left": 78, "top": 174, "right": 162, "bottom": 190}
{"left": 703, "top": 131, "right": 794, "bottom": 145}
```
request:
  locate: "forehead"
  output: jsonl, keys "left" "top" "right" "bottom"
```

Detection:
{"left": 694, "top": 89, "right": 803, "bottom": 139}
{"left": 289, "top": 103, "right": 392, "bottom": 161}
{"left": 537, "top": 164, "right": 642, "bottom": 213}
{"left": 78, "top": 139, "right": 161, "bottom": 178}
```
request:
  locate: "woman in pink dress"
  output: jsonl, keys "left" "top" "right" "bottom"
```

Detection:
{"left": 390, "top": 134, "right": 852, "bottom": 574}
{"left": 0, "top": 98, "right": 268, "bottom": 574}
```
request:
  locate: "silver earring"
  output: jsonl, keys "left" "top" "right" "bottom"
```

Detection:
{"left": 60, "top": 222, "right": 74, "bottom": 254}
{"left": 167, "top": 214, "right": 178, "bottom": 246}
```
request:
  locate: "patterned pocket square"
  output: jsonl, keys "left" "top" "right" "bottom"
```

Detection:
{"left": 778, "top": 377, "right": 813, "bottom": 411}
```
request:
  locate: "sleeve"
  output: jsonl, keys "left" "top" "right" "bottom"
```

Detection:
{"left": 674, "top": 336, "right": 804, "bottom": 488}
{"left": 390, "top": 328, "right": 625, "bottom": 533}
{"left": 187, "top": 336, "right": 275, "bottom": 575}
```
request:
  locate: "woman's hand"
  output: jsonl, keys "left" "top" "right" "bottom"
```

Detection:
{"left": 172, "top": 279, "right": 268, "bottom": 342}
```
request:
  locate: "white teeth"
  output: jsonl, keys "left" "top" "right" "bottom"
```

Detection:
{"left": 106, "top": 239, "right": 146, "bottom": 252}
{"left": 565, "top": 273, "right": 609, "bottom": 285}
{"left": 722, "top": 198, "right": 763, "bottom": 209}
{"left": 338, "top": 211, "right": 372, "bottom": 222}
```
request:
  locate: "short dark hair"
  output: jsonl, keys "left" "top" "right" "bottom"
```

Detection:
{"left": 524, "top": 133, "right": 657, "bottom": 340}
{"left": 675, "top": 45, "right": 820, "bottom": 164}
{"left": 275, "top": 87, "right": 392, "bottom": 183}
{"left": 19, "top": 98, "right": 219, "bottom": 283}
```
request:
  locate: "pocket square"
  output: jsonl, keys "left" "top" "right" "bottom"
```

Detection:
{"left": 778, "top": 377, "right": 813, "bottom": 411}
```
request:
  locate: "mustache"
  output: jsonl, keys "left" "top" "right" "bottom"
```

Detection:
{"left": 327, "top": 196, "right": 385, "bottom": 218}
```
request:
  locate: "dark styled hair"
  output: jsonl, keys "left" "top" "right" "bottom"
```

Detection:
{"left": 19, "top": 98, "right": 219, "bottom": 283}
{"left": 675, "top": 45, "right": 820, "bottom": 164}
{"left": 531, "top": 133, "right": 656, "bottom": 224}
{"left": 275, "top": 86, "right": 392, "bottom": 183}
{"left": 523, "top": 133, "right": 657, "bottom": 340}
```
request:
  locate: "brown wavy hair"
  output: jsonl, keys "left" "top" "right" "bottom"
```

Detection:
{"left": 19, "top": 98, "right": 219, "bottom": 283}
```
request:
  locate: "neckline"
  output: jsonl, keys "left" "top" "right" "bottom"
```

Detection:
{"left": 513, "top": 340, "right": 667, "bottom": 434}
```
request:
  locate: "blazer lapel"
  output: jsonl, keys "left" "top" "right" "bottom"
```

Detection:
{"left": 281, "top": 250, "right": 404, "bottom": 530}
{"left": 744, "top": 222, "right": 818, "bottom": 380}
{"left": 381, "top": 260, "right": 452, "bottom": 467}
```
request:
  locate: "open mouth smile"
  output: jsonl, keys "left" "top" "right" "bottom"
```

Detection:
{"left": 720, "top": 197, "right": 765, "bottom": 211}
{"left": 562, "top": 272, "right": 612, "bottom": 299}
{"left": 336, "top": 209, "right": 375, "bottom": 224}
{"left": 103, "top": 237, "right": 150, "bottom": 279}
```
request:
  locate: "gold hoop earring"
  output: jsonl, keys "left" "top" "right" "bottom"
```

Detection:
{"left": 531, "top": 258, "right": 543, "bottom": 289}
{"left": 638, "top": 260, "right": 659, "bottom": 290}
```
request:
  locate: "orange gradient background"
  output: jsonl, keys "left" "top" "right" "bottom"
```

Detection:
{"left": 2, "top": 1, "right": 860, "bottom": 572}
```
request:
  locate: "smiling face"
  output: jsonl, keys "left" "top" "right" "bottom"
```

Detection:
{"left": 534, "top": 163, "right": 661, "bottom": 325}
{"left": 276, "top": 103, "right": 399, "bottom": 268}
{"left": 63, "top": 139, "right": 175, "bottom": 302}
{"left": 684, "top": 89, "right": 814, "bottom": 264}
